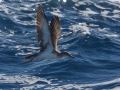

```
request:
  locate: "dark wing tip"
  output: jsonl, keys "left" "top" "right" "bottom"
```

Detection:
{"left": 36, "top": 5, "right": 45, "bottom": 44}
{"left": 53, "top": 15, "right": 59, "bottom": 21}
{"left": 38, "top": 5, "right": 43, "bottom": 11}
{"left": 37, "top": 5, "right": 44, "bottom": 17}
{"left": 50, "top": 15, "right": 60, "bottom": 28}
{"left": 36, "top": 5, "right": 47, "bottom": 29}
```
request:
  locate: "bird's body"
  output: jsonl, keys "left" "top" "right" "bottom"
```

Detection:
{"left": 38, "top": 51, "right": 58, "bottom": 60}
{"left": 25, "top": 5, "right": 74, "bottom": 63}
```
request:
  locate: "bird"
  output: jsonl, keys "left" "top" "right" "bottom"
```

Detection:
{"left": 24, "top": 5, "right": 74, "bottom": 63}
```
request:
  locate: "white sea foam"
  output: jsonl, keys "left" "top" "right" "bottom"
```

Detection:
{"left": 0, "top": 74, "right": 51, "bottom": 89}
{"left": 20, "top": 85, "right": 45, "bottom": 90}
{"left": 0, "top": 74, "right": 51, "bottom": 85}
{"left": 69, "top": 22, "right": 120, "bottom": 44}
{"left": 108, "top": 0, "right": 120, "bottom": 2}
{"left": 0, "top": 0, "right": 3, "bottom": 3}
{"left": 79, "top": 8, "right": 98, "bottom": 16}
{"left": 45, "top": 78, "right": 120, "bottom": 90}
{"left": 69, "top": 23, "right": 90, "bottom": 35}
{"left": 58, "top": 0, "right": 67, "bottom": 2}
{"left": 50, "top": 12, "right": 64, "bottom": 17}
{"left": 110, "top": 86, "right": 120, "bottom": 90}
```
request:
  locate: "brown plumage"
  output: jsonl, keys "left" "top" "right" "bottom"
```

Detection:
{"left": 25, "top": 5, "right": 74, "bottom": 63}
{"left": 36, "top": 5, "right": 61, "bottom": 51}
{"left": 36, "top": 5, "right": 50, "bottom": 52}
{"left": 50, "top": 16, "right": 61, "bottom": 50}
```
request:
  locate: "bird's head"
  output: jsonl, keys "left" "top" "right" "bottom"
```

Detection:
{"left": 59, "top": 52, "right": 75, "bottom": 59}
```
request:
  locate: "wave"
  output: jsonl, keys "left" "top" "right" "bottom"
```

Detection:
{"left": 0, "top": 0, "right": 120, "bottom": 89}
{"left": 0, "top": 74, "right": 120, "bottom": 90}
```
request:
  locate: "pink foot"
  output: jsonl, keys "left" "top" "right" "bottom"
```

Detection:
{"left": 24, "top": 58, "right": 36, "bottom": 63}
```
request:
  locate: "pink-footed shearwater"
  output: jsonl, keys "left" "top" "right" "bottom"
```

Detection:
{"left": 25, "top": 5, "right": 74, "bottom": 63}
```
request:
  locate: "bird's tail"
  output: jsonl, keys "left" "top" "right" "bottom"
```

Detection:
{"left": 25, "top": 53, "right": 39, "bottom": 59}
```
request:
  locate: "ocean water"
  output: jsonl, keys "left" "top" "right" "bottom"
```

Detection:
{"left": 0, "top": 0, "right": 120, "bottom": 89}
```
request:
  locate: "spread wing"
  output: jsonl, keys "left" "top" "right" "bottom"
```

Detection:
{"left": 50, "top": 16, "right": 61, "bottom": 50}
{"left": 36, "top": 5, "right": 51, "bottom": 52}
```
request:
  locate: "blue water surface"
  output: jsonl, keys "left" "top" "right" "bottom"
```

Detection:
{"left": 0, "top": 0, "right": 120, "bottom": 89}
